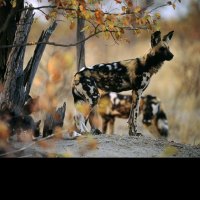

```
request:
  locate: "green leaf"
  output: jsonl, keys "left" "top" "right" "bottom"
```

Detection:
{"left": 80, "top": 25, "right": 90, "bottom": 32}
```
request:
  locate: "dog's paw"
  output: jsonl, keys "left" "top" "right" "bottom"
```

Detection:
{"left": 91, "top": 128, "right": 102, "bottom": 135}
{"left": 129, "top": 130, "right": 142, "bottom": 136}
{"left": 135, "top": 132, "right": 143, "bottom": 136}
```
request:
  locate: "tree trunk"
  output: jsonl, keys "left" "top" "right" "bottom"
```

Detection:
{"left": 0, "top": 7, "right": 57, "bottom": 115}
{"left": 76, "top": 17, "right": 86, "bottom": 71}
{"left": 0, "top": 0, "right": 24, "bottom": 83}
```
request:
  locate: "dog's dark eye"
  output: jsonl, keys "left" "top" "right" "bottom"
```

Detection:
{"left": 160, "top": 47, "right": 165, "bottom": 51}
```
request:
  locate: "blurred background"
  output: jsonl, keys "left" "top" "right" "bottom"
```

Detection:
{"left": 25, "top": 0, "right": 200, "bottom": 144}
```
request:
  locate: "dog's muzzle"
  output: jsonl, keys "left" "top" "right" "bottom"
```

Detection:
{"left": 166, "top": 52, "right": 174, "bottom": 61}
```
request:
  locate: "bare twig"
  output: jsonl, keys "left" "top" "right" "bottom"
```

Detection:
{"left": 0, "top": 134, "right": 55, "bottom": 158}
{"left": 0, "top": 30, "right": 102, "bottom": 49}
{"left": 18, "top": 1, "right": 173, "bottom": 17}
{"left": 0, "top": 24, "right": 149, "bottom": 49}
{"left": 148, "top": 3, "right": 169, "bottom": 13}
{"left": 148, "top": 0, "right": 177, "bottom": 13}
{"left": 110, "top": 32, "right": 119, "bottom": 45}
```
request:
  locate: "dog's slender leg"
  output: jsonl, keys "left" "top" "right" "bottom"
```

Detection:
{"left": 89, "top": 106, "right": 102, "bottom": 135}
{"left": 128, "top": 90, "right": 137, "bottom": 135}
{"left": 102, "top": 118, "right": 109, "bottom": 134}
{"left": 74, "top": 110, "right": 89, "bottom": 133}
{"left": 109, "top": 117, "right": 115, "bottom": 135}
{"left": 128, "top": 90, "right": 143, "bottom": 136}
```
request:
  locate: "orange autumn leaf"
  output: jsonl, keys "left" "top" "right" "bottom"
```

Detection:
{"left": 69, "top": 21, "right": 75, "bottom": 30}
{"left": 95, "top": 10, "right": 104, "bottom": 25}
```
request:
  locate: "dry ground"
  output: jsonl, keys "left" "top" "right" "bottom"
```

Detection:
{"left": 5, "top": 133, "right": 200, "bottom": 158}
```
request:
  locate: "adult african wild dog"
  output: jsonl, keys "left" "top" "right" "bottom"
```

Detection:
{"left": 97, "top": 93, "right": 168, "bottom": 138}
{"left": 72, "top": 30, "right": 174, "bottom": 136}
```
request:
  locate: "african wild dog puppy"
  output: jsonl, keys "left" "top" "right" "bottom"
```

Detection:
{"left": 72, "top": 30, "right": 174, "bottom": 136}
{"left": 97, "top": 93, "right": 168, "bottom": 138}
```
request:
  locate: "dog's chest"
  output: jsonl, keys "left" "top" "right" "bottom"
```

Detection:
{"left": 135, "top": 72, "right": 151, "bottom": 90}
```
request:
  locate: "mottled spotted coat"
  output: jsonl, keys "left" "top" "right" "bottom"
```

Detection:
{"left": 98, "top": 93, "right": 168, "bottom": 138}
{"left": 72, "top": 30, "right": 174, "bottom": 135}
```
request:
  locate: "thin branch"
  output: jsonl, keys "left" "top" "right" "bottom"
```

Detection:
{"left": 0, "top": 30, "right": 102, "bottom": 49}
{"left": 0, "top": 134, "right": 55, "bottom": 158}
{"left": 37, "top": 8, "right": 48, "bottom": 16}
{"left": 148, "top": 0, "right": 177, "bottom": 14}
{"left": 148, "top": 3, "right": 168, "bottom": 13}
{"left": 110, "top": 32, "right": 119, "bottom": 45}
{"left": 18, "top": 2, "right": 168, "bottom": 17}
{"left": 0, "top": 24, "right": 149, "bottom": 49}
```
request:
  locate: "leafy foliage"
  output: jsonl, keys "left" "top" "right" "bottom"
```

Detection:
{"left": 38, "top": 0, "right": 181, "bottom": 42}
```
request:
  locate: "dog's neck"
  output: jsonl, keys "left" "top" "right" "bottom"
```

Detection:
{"left": 142, "top": 50, "right": 164, "bottom": 74}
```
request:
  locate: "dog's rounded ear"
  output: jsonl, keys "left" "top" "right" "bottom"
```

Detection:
{"left": 163, "top": 31, "right": 174, "bottom": 42}
{"left": 151, "top": 31, "right": 161, "bottom": 47}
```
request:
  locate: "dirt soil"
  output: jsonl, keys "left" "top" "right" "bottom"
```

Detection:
{"left": 6, "top": 134, "right": 200, "bottom": 158}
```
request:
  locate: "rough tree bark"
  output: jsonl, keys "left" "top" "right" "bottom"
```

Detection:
{"left": 0, "top": 7, "right": 57, "bottom": 115}
{"left": 0, "top": 0, "right": 24, "bottom": 83}
{"left": 0, "top": 4, "right": 67, "bottom": 140}
{"left": 76, "top": 17, "right": 86, "bottom": 71}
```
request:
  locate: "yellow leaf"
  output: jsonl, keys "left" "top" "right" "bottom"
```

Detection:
{"left": 69, "top": 21, "right": 75, "bottom": 30}
{"left": 103, "top": 32, "right": 110, "bottom": 40}
{"left": 134, "top": 6, "right": 141, "bottom": 13}
{"left": 101, "top": 25, "right": 107, "bottom": 31}
{"left": 80, "top": 25, "right": 90, "bottom": 32}
{"left": 84, "top": 11, "right": 92, "bottom": 20}
{"left": 155, "top": 13, "right": 161, "bottom": 19}
{"left": 10, "top": 0, "right": 16, "bottom": 8}
{"left": 115, "top": 31, "right": 121, "bottom": 40}
{"left": 107, "top": 21, "right": 115, "bottom": 29}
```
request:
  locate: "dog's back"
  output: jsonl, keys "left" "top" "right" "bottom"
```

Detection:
{"left": 98, "top": 92, "right": 169, "bottom": 138}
